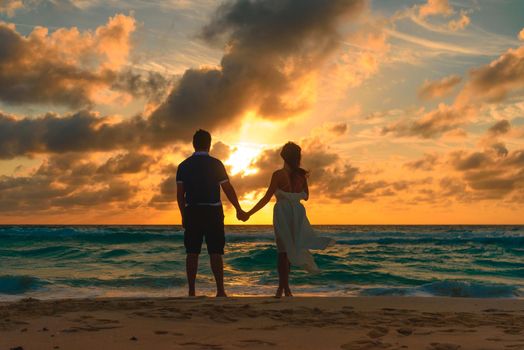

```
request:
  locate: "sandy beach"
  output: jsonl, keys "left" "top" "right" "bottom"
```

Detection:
{"left": 0, "top": 297, "right": 523, "bottom": 350}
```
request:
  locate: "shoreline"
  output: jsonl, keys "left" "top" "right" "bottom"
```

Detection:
{"left": 1, "top": 296, "right": 523, "bottom": 349}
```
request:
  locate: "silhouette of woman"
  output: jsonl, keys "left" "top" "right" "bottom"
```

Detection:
{"left": 246, "top": 142, "right": 334, "bottom": 297}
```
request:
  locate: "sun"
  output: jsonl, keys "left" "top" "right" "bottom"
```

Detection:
{"left": 225, "top": 143, "right": 262, "bottom": 176}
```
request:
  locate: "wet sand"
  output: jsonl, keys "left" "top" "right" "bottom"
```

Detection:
{"left": 1, "top": 297, "right": 523, "bottom": 349}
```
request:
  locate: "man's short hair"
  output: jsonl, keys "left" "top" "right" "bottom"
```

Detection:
{"left": 193, "top": 129, "right": 212, "bottom": 150}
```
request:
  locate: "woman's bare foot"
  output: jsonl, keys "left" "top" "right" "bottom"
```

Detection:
{"left": 216, "top": 292, "right": 228, "bottom": 298}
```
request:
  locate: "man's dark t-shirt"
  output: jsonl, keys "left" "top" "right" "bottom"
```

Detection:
{"left": 176, "top": 153, "right": 229, "bottom": 206}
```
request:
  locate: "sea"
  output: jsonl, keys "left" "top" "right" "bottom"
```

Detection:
{"left": 0, "top": 225, "right": 522, "bottom": 301}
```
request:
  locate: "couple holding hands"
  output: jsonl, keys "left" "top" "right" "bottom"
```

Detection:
{"left": 176, "top": 130, "right": 334, "bottom": 298}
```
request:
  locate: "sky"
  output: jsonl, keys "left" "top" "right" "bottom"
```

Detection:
{"left": 0, "top": 0, "right": 523, "bottom": 224}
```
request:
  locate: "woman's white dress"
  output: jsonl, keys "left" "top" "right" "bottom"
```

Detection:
{"left": 273, "top": 189, "right": 335, "bottom": 273}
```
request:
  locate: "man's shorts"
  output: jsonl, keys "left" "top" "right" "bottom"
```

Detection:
{"left": 184, "top": 205, "right": 225, "bottom": 255}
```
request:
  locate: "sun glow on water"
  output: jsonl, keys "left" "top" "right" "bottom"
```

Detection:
{"left": 225, "top": 144, "right": 262, "bottom": 176}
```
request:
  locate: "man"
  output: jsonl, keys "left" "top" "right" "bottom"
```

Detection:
{"left": 176, "top": 129, "right": 248, "bottom": 297}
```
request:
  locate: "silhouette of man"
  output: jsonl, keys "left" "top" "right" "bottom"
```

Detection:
{"left": 176, "top": 129, "right": 248, "bottom": 297}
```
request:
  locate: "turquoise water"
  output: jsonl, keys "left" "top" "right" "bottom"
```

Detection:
{"left": 0, "top": 225, "right": 522, "bottom": 300}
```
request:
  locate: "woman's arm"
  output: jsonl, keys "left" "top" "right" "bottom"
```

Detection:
{"left": 247, "top": 172, "right": 278, "bottom": 216}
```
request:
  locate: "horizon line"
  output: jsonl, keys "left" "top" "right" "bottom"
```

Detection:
{"left": 0, "top": 223, "right": 523, "bottom": 226}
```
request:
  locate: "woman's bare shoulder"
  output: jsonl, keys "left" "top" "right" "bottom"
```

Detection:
{"left": 272, "top": 169, "right": 285, "bottom": 177}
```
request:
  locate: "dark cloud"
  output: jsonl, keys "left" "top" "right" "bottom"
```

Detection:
{"left": 96, "top": 152, "right": 154, "bottom": 174}
{"left": 147, "top": 0, "right": 366, "bottom": 141}
{"left": 437, "top": 176, "right": 469, "bottom": 202}
{"left": 149, "top": 175, "right": 177, "bottom": 209}
{"left": 404, "top": 153, "right": 439, "bottom": 171}
{"left": 490, "top": 142, "right": 509, "bottom": 157}
{"left": 450, "top": 151, "right": 491, "bottom": 171}
{"left": 462, "top": 45, "right": 524, "bottom": 103}
{"left": 51, "top": 180, "right": 136, "bottom": 208}
{"left": 328, "top": 122, "right": 348, "bottom": 136}
{"left": 0, "top": 152, "right": 141, "bottom": 212}
{"left": 210, "top": 141, "right": 233, "bottom": 161}
{"left": 447, "top": 148, "right": 524, "bottom": 200}
{"left": 0, "top": 110, "right": 149, "bottom": 159}
{"left": 111, "top": 70, "right": 172, "bottom": 105}
{"left": 381, "top": 104, "right": 474, "bottom": 138}
{"left": 488, "top": 120, "right": 511, "bottom": 136}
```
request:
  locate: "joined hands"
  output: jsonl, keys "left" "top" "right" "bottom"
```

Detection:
{"left": 236, "top": 209, "right": 250, "bottom": 222}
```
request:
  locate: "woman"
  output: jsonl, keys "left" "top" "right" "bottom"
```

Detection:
{"left": 246, "top": 142, "right": 334, "bottom": 297}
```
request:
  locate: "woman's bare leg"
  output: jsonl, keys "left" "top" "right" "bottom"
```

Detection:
{"left": 276, "top": 252, "right": 292, "bottom": 297}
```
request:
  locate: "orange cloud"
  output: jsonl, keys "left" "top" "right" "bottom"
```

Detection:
{"left": 458, "top": 45, "right": 524, "bottom": 103}
{"left": 385, "top": 37, "right": 524, "bottom": 139}
{"left": 418, "top": 75, "right": 462, "bottom": 100}
{"left": 0, "top": 14, "right": 167, "bottom": 108}
{"left": 419, "top": 0, "right": 453, "bottom": 18}
{"left": 395, "top": 0, "right": 471, "bottom": 33}
{"left": 95, "top": 13, "right": 136, "bottom": 70}
{"left": 382, "top": 103, "right": 476, "bottom": 138}
{"left": 448, "top": 11, "right": 471, "bottom": 31}
{"left": 0, "top": 0, "right": 23, "bottom": 16}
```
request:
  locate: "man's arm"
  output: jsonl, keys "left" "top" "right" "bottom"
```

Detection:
{"left": 221, "top": 181, "right": 248, "bottom": 220}
{"left": 176, "top": 183, "right": 186, "bottom": 227}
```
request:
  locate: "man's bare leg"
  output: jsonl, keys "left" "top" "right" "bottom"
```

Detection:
{"left": 186, "top": 253, "right": 199, "bottom": 296}
{"left": 210, "top": 253, "right": 227, "bottom": 297}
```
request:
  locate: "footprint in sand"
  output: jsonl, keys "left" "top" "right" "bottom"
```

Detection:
{"left": 240, "top": 339, "right": 277, "bottom": 347}
{"left": 180, "top": 342, "right": 223, "bottom": 349}
{"left": 428, "top": 343, "right": 461, "bottom": 350}
{"left": 397, "top": 328, "right": 413, "bottom": 336}
{"left": 154, "top": 330, "right": 169, "bottom": 335}
{"left": 341, "top": 339, "right": 392, "bottom": 349}
{"left": 504, "top": 328, "right": 523, "bottom": 335}
{"left": 368, "top": 327, "right": 389, "bottom": 338}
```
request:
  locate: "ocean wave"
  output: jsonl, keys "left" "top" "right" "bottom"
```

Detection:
{"left": 56, "top": 276, "right": 186, "bottom": 289}
{"left": 291, "top": 270, "right": 429, "bottom": 286}
{"left": 0, "top": 275, "right": 47, "bottom": 295}
{"left": 228, "top": 246, "right": 277, "bottom": 271}
{"left": 99, "top": 249, "right": 133, "bottom": 259}
{"left": 361, "top": 280, "right": 521, "bottom": 298}
{"left": 0, "top": 231, "right": 184, "bottom": 244}
{"left": 0, "top": 246, "right": 90, "bottom": 260}
{"left": 419, "top": 280, "right": 521, "bottom": 298}
{"left": 337, "top": 235, "right": 524, "bottom": 248}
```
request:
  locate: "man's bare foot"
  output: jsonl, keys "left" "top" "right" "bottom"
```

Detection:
{"left": 216, "top": 291, "right": 227, "bottom": 297}
{"left": 275, "top": 287, "right": 283, "bottom": 298}
{"left": 188, "top": 290, "right": 196, "bottom": 297}
{"left": 284, "top": 288, "right": 293, "bottom": 297}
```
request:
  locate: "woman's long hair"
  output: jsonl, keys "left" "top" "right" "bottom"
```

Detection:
{"left": 280, "top": 142, "right": 308, "bottom": 190}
